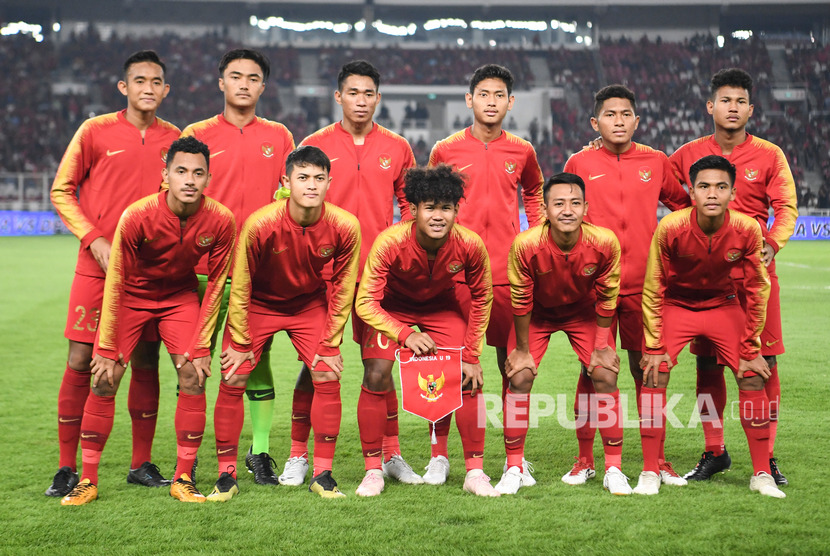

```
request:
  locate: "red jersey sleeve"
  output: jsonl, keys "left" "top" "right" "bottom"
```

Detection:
{"left": 587, "top": 226, "right": 622, "bottom": 318}
{"left": 457, "top": 227, "right": 493, "bottom": 364}
{"left": 737, "top": 215, "right": 771, "bottom": 359}
{"left": 657, "top": 153, "right": 691, "bottom": 211}
{"left": 762, "top": 143, "right": 798, "bottom": 254}
{"left": 520, "top": 145, "right": 546, "bottom": 227}
{"left": 396, "top": 143, "right": 417, "bottom": 221}
{"left": 641, "top": 213, "right": 676, "bottom": 355}
{"left": 507, "top": 228, "right": 538, "bottom": 317}
{"left": 226, "top": 216, "right": 263, "bottom": 352}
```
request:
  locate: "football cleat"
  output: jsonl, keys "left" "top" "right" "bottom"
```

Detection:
{"left": 503, "top": 457, "right": 537, "bottom": 487}
{"left": 172, "top": 456, "right": 198, "bottom": 484}
{"left": 684, "top": 450, "right": 731, "bottom": 481}
{"left": 127, "top": 461, "right": 170, "bottom": 487}
{"left": 382, "top": 455, "right": 424, "bottom": 484}
{"left": 603, "top": 466, "right": 632, "bottom": 495}
{"left": 206, "top": 472, "right": 239, "bottom": 502}
{"left": 355, "top": 469, "right": 385, "bottom": 497}
{"left": 45, "top": 466, "right": 79, "bottom": 497}
{"left": 278, "top": 455, "right": 309, "bottom": 486}
{"left": 170, "top": 474, "right": 205, "bottom": 503}
{"left": 463, "top": 469, "right": 500, "bottom": 497}
{"left": 245, "top": 447, "right": 279, "bottom": 485}
{"left": 561, "top": 457, "right": 596, "bottom": 486}
{"left": 60, "top": 478, "right": 97, "bottom": 506}
{"left": 769, "top": 458, "right": 788, "bottom": 486}
{"left": 633, "top": 471, "right": 661, "bottom": 495}
{"left": 659, "top": 461, "right": 688, "bottom": 486}
{"left": 750, "top": 472, "right": 786, "bottom": 498}
{"left": 422, "top": 456, "right": 450, "bottom": 485}
{"left": 494, "top": 466, "right": 525, "bottom": 495}
{"left": 308, "top": 470, "right": 346, "bottom": 498}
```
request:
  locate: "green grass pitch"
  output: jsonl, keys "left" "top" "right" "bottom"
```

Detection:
{"left": 2, "top": 236, "right": 828, "bottom": 554}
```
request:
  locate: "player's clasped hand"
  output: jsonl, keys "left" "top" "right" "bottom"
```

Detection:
{"left": 587, "top": 346, "right": 620, "bottom": 376}
{"left": 404, "top": 331, "right": 437, "bottom": 356}
{"left": 505, "top": 348, "right": 537, "bottom": 379}
{"left": 640, "top": 352, "right": 673, "bottom": 387}
{"left": 220, "top": 346, "right": 255, "bottom": 380}
{"left": 178, "top": 353, "right": 212, "bottom": 388}
{"left": 311, "top": 353, "right": 344, "bottom": 379}
{"left": 738, "top": 355, "right": 770, "bottom": 381}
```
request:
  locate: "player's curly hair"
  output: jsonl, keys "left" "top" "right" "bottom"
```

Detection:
{"left": 543, "top": 172, "right": 585, "bottom": 203}
{"left": 593, "top": 84, "right": 636, "bottom": 117}
{"left": 166, "top": 136, "right": 211, "bottom": 169}
{"left": 123, "top": 50, "right": 166, "bottom": 80}
{"left": 219, "top": 48, "right": 270, "bottom": 82}
{"left": 710, "top": 68, "right": 753, "bottom": 101}
{"left": 469, "top": 64, "right": 514, "bottom": 95}
{"left": 338, "top": 60, "right": 380, "bottom": 91}
{"left": 689, "top": 155, "right": 736, "bottom": 187}
{"left": 404, "top": 164, "right": 465, "bottom": 206}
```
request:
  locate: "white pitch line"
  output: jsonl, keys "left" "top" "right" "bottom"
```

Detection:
{"left": 778, "top": 261, "right": 830, "bottom": 272}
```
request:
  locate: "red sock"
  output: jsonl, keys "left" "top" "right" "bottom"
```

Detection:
{"left": 128, "top": 366, "right": 160, "bottom": 469}
{"left": 739, "top": 389, "right": 771, "bottom": 475}
{"left": 697, "top": 365, "right": 726, "bottom": 456}
{"left": 289, "top": 388, "right": 313, "bottom": 458}
{"left": 500, "top": 372, "right": 509, "bottom": 403}
{"left": 633, "top": 375, "right": 643, "bottom": 414}
{"left": 382, "top": 389, "right": 400, "bottom": 461}
{"left": 455, "top": 392, "right": 485, "bottom": 472}
{"left": 503, "top": 388, "right": 530, "bottom": 469}
{"left": 214, "top": 381, "right": 245, "bottom": 478}
{"left": 431, "top": 414, "right": 452, "bottom": 458}
{"left": 765, "top": 362, "right": 780, "bottom": 457}
{"left": 80, "top": 394, "right": 115, "bottom": 485}
{"left": 575, "top": 373, "right": 596, "bottom": 465}
{"left": 597, "top": 390, "right": 623, "bottom": 471}
{"left": 58, "top": 365, "right": 90, "bottom": 470}
{"left": 175, "top": 392, "right": 206, "bottom": 481}
{"left": 640, "top": 386, "right": 666, "bottom": 473}
{"left": 311, "top": 380, "right": 341, "bottom": 476}
{"left": 357, "top": 387, "right": 386, "bottom": 471}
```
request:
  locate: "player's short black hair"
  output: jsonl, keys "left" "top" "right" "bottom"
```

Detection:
{"left": 543, "top": 172, "right": 585, "bottom": 203}
{"left": 404, "top": 164, "right": 465, "bottom": 206}
{"left": 219, "top": 48, "right": 270, "bottom": 82}
{"left": 337, "top": 60, "right": 380, "bottom": 91}
{"left": 123, "top": 50, "right": 166, "bottom": 80}
{"left": 469, "top": 64, "right": 514, "bottom": 95}
{"left": 689, "top": 155, "right": 736, "bottom": 187}
{"left": 285, "top": 145, "right": 331, "bottom": 176}
{"left": 593, "top": 84, "right": 636, "bottom": 117}
{"left": 710, "top": 68, "right": 753, "bottom": 101}
{"left": 166, "top": 136, "right": 210, "bottom": 170}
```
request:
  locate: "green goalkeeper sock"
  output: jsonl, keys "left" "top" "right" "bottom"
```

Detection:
{"left": 246, "top": 349, "right": 275, "bottom": 455}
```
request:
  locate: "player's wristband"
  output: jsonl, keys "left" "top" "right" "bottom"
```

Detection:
{"left": 594, "top": 325, "right": 610, "bottom": 350}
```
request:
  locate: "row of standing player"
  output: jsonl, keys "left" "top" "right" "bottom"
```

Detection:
{"left": 46, "top": 48, "right": 796, "bottom": 503}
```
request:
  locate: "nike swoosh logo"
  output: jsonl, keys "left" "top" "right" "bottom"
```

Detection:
{"left": 366, "top": 450, "right": 382, "bottom": 457}
{"left": 107, "top": 149, "right": 126, "bottom": 157}
{"left": 81, "top": 433, "right": 96, "bottom": 439}
{"left": 535, "top": 269, "right": 553, "bottom": 276}
{"left": 471, "top": 453, "right": 484, "bottom": 459}
{"left": 251, "top": 392, "right": 271, "bottom": 399}
{"left": 59, "top": 417, "right": 80, "bottom": 423}
{"left": 217, "top": 448, "right": 234, "bottom": 454}
{"left": 751, "top": 420, "right": 770, "bottom": 427}
{"left": 588, "top": 174, "right": 605, "bottom": 180}
{"left": 505, "top": 438, "right": 521, "bottom": 444}
{"left": 272, "top": 247, "right": 288, "bottom": 255}
{"left": 458, "top": 164, "right": 473, "bottom": 172}
{"left": 765, "top": 340, "right": 780, "bottom": 347}
{"left": 187, "top": 434, "right": 203, "bottom": 440}
{"left": 291, "top": 415, "right": 306, "bottom": 420}
{"left": 210, "top": 150, "right": 225, "bottom": 158}
{"left": 141, "top": 412, "right": 157, "bottom": 418}
{"left": 329, "top": 158, "right": 339, "bottom": 162}
{"left": 677, "top": 253, "right": 695, "bottom": 258}
{"left": 608, "top": 439, "right": 623, "bottom": 446}
{"left": 324, "top": 436, "right": 337, "bottom": 442}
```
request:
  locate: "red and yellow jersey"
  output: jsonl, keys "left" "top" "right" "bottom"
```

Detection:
{"left": 564, "top": 143, "right": 690, "bottom": 296}
{"left": 509, "top": 222, "right": 620, "bottom": 322}
{"left": 355, "top": 221, "right": 493, "bottom": 364}
{"left": 181, "top": 114, "right": 295, "bottom": 274}
{"left": 226, "top": 199, "right": 360, "bottom": 356}
{"left": 300, "top": 122, "right": 415, "bottom": 278}
{"left": 95, "top": 191, "right": 235, "bottom": 360}
{"left": 429, "top": 128, "right": 545, "bottom": 285}
{"left": 642, "top": 207, "right": 770, "bottom": 359}
{"left": 669, "top": 133, "right": 797, "bottom": 254}
{"left": 50, "top": 109, "right": 180, "bottom": 278}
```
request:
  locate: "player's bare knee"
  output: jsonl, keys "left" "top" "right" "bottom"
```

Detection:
{"left": 295, "top": 363, "right": 314, "bottom": 391}
{"left": 67, "top": 341, "right": 93, "bottom": 371}
{"left": 311, "top": 370, "right": 340, "bottom": 382}
{"left": 362, "top": 359, "right": 393, "bottom": 391}
{"left": 509, "top": 369, "right": 535, "bottom": 394}
{"left": 696, "top": 355, "right": 720, "bottom": 372}
{"left": 590, "top": 367, "right": 618, "bottom": 393}
{"left": 223, "top": 373, "right": 248, "bottom": 389}
{"left": 738, "top": 374, "right": 765, "bottom": 391}
{"left": 764, "top": 355, "right": 777, "bottom": 368}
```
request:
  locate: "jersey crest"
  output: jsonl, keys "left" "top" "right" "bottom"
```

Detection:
{"left": 261, "top": 142, "right": 275, "bottom": 158}
{"left": 744, "top": 168, "right": 759, "bottom": 181}
{"left": 197, "top": 233, "right": 215, "bottom": 248}
{"left": 582, "top": 263, "right": 598, "bottom": 276}
{"left": 160, "top": 147, "right": 169, "bottom": 163}
{"left": 504, "top": 158, "right": 517, "bottom": 174}
{"left": 725, "top": 248, "right": 742, "bottom": 262}
{"left": 639, "top": 166, "right": 652, "bottom": 183}
{"left": 378, "top": 154, "right": 392, "bottom": 170}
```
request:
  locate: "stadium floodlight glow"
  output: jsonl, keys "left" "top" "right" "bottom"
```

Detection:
{"left": 584, "top": 36, "right": 593, "bottom": 46}
{"left": 250, "top": 16, "right": 258, "bottom": 26}
{"left": 489, "top": 39, "right": 496, "bottom": 46}
{"left": 354, "top": 20, "right": 366, "bottom": 32}
{"left": 587, "top": 21, "right": 593, "bottom": 29}
{"left": 372, "top": 20, "right": 416, "bottom": 37}
{"left": 255, "top": 16, "right": 352, "bottom": 34}
{"left": 732, "top": 30, "right": 753, "bottom": 40}
{"left": 550, "top": 19, "right": 559, "bottom": 30}
{"left": 1, "top": 21, "right": 44, "bottom": 42}
{"left": 576, "top": 36, "right": 583, "bottom": 44}
{"left": 52, "top": 22, "right": 61, "bottom": 32}
{"left": 457, "top": 38, "right": 464, "bottom": 45}
{"left": 560, "top": 22, "right": 577, "bottom": 33}
{"left": 424, "top": 18, "right": 468, "bottom": 31}
{"left": 471, "top": 19, "right": 546, "bottom": 32}
{"left": 717, "top": 35, "right": 725, "bottom": 48}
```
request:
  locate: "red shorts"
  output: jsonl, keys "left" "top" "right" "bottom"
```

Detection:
{"left": 221, "top": 302, "right": 330, "bottom": 375}
{"left": 104, "top": 300, "right": 200, "bottom": 364}
{"left": 610, "top": 293, "right": 644, "bottom": 352}
{"left": 65, "top": 273, "right": 158, "bottom": 343}
{"left": 507, "top": 314, "right": 617, "bottom": 369}
{"left": 656, "top": 303, "right": 756, "bottom": 375}
{"left": 691, "top": 262, "right": 783, "bottom": 358}
{"left": 456, "top": 283, "right": 510, "bottom": 348}
{"left": 361, "top": 300, "right": 467, "bottom": 361}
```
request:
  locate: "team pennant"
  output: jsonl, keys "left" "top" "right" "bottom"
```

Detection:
{"left": 397, "top": 347, "right": 464, "bottom": 426}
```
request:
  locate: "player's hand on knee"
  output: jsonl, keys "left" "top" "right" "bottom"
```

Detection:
{"left": 461, "top": 362, "right": 484, "bottom": 396}
{"left": 90, "top": 354, "right": 117, "bottom": 388}
{"left": 588, "top": 346, "right": 620, "bottom": 376}
{"left": 185, "top": 354, "right": 212, "bottom": 388}
{"left": 220, "top": 346, "right": 254, "bottom": 380}
{"left": 738, "top": 355, "right": 770, "bottom": 381}
{"left": 505, "top": 349, "right": 536, "bottom": 379}
{"left": 404, "top": 332, "right": 437, "bottom": 356}
{"left": 311, "top": 353, "right": 343, "bottom": 379}
{"left": 640, "top": 353, "right": 671, "bottom": 387}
